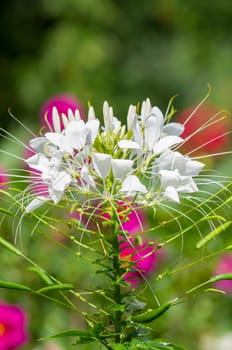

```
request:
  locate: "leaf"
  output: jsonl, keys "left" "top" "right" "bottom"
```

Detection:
{"left": 40, "top": 329, "right": 95, "bottom": 341}
{"left": 0, "top": 236, "right": 22, "bottom": 256}
{"left": 196, "top": 221, "right": 232, "bottom": 249}
{"left": 37, "top": 283, "right": 74, "bottom": 294}
{"left": 0, "top": 280, "right": 31, "bottom": 291}
{"left": 131, "top": 302, "right": 172, "bottom": 324}
{"left": 130, "top": 339, "right": 186, "bottom": 350}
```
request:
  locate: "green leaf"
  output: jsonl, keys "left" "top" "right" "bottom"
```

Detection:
{"left": 131, "top": 302, "right": 172, "bottom": 324}
{"left": 196, "top": 221, "right": 232, "bottom": 249}
{"left": 0, "top": 280, "right": 31, "bottom": 291}
{"left": 129, "top": 339, "right": 186, "bottom": 350}
{"left": 109, "top": 304, "right": 126, "bottom": 312}
{"left": 0, "top": 236, "right": 22, "bottom": 256}
{"left": 37, "top": 283, "right": 74, "bottom": 294}
{"left": 40, "top": 329, "right": 95, "bottom": 343}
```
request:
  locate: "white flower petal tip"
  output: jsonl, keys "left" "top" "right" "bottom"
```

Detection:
{"left": 92, "top": 152, "right": 112, "bottom": 179}
{"left": 153, "top": 136, "right": 183, "bottom": 155}
{"left": 162, "top": 122, "right": 185, "bottom": 136}
{"left": 121, "top": 175, "right": 147, "bottom": 194}
{"left": 186, "top": 160, "right": 205, "bottom": 176}
{"left": 118, "top": 140, "right": 141, "bottom": 150}
{"left": 111, "top": 159, "right": 133, "bottom": 179}
{"left": 25, "top": 196, "right": 50, "bottom": 213}
{"left": 164, "top": 186, "right": 180, "bottom": 203}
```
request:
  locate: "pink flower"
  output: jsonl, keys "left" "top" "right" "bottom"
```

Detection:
{"left": 0, "top": 166, "right": 9, "bottom": 190}
{"left": 119, "top": 236, "right": 160, "bottom": 287}
{"left": 0, "top": 302, "right": 28, "bottom": 350}
{"left": 40, "top": 94, "right": 85, "bottom": 131}
{"left": 214, "top": 254, "right": 232, "bottom": 293}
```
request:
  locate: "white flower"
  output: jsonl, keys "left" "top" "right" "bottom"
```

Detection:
{"left": 25, "top": 152, "right": 72, "bottom": 212}
{"left": 153, "top": 149, "right": 204, "bottom": 202}
{"left": 23, "top": 99, "right": 205, "bottom": 212}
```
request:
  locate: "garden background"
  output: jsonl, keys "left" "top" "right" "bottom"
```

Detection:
{"left": 0, "top": 1, "right": 232, "bottom": 349}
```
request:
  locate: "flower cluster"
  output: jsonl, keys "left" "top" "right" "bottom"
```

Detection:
{"left": 25, "top": 98, "right": 204, "bottom": 213}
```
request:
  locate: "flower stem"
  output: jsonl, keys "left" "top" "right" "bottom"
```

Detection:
{"left": 111, "top": 209, "right": 123, "bottom": 343}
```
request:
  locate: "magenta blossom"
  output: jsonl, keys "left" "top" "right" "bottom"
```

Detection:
{"left": 0, "top": 302, "right": 28, "bottom": 350}
{"left": 214, "top": 254, "right": 232, "bottom": 293}
{"left": 0, "top": 166, "right": 9, "bottom": 190}
{"left": 119, "top": 236, "right": 160, "bottom": 287}
{"left": 40, "top": 94, "right": 85, "bottom": 130}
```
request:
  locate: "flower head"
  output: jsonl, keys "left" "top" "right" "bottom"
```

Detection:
{"left": 24, "top": 98, "right": 205, "bottom": 213}
{"left": 0, "top": 302, "right": 28, "bottom": 349}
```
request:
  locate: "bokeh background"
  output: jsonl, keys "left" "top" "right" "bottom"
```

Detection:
{"left": 0, "top": 1, "right": 232, "bottom": 350}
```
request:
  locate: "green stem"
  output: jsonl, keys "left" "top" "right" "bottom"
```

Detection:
{"left": 111, "top": 210, "right": 123, "bottom": 344}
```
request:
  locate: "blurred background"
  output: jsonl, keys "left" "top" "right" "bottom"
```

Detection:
{"left": 0, "top": 1, "right": 232, "bottom": 349}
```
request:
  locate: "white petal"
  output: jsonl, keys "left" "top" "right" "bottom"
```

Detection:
{"left": 65, "top": 120, "right": 88, "bottom": 150}
{"left": 80, "top": 166, "right": 96, "bottom": 188}
{"left": 159, "top": 169, "right": 180, "bottom": 188}
{"left": 185, "top": 160, "right": 204, "bottom": 176}
{"left": 52, "top": 171, "right": 72, "bottom": 192}
{"left": 86, "top": 119, "right": 100, "bottom": 144}
{"left": 92, "top": 152, "right": 112, "bottom": 179}
{"left": 88, "top": 106, "right": 96, "bottom": 121}
{"left": 61, "top": 113, "right": 69, "bottom": 128}
{"left": 164, "top": 186, "right": 180, "bottom": 203}
{"left": 103, "top": 101, "right": 113, "bottom": 132}
{"left": 162, "top": 122, "right": 184, "bottom": 136}
{"left": 26, "top": 153, "right": 49, "bottom": 172}
{"left": 141, "top": 98, "right": 152, "bottom": 124}
{"left": 67, "top": 109, "right": 75, "bottom": 121}
{"left": 127, "top": 105, "right": 136, "bottom": 130}
{"left": 153, "top": 136, "right": 183, "bottom": 155}
{"left": 144, "top": 115, "right": 161, "bottom": 150}
{"left": 52, "top": 107, "right": 61, "bottom": 133}
{"left": 151, "top": 106, "right": 164, "bottom": 126}
{"left": 25, "top": 196, "right": 49, "bottom": 213}
{"left": 121, "top": 175, "right": 147, "bottom": 193}
{"left": 118, "top": 140, "right": 141, "bottom": 150}
{"left": 74, "top": 109, "right": 81, "bottom": 121}
{"left": 111, "top": 159, "right": 133, "bottom": 179}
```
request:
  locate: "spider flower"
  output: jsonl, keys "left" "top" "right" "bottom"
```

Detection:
{"left": 24, "top": 99, "right": 204, "bottom": 213}
{"left": 0, "top": 302, "right": 28, "bottom": 349}
{"left": 40, "top": 94, "right": 85, "bottom": 131}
